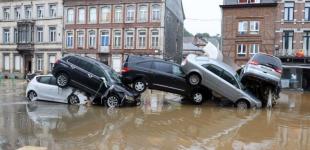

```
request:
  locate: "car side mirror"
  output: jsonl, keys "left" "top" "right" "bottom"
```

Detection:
{"left": 101, "top": 77, "right": 108, "bottom": 88}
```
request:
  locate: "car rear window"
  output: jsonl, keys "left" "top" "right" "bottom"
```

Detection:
{"left": 252, "top": 54, "right": 282, "bottom": 68}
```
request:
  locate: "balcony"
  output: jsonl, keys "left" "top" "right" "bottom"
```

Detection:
{"left": 16, "top": 21, "right": 35, "bottom": 54}
{"left": 275, "top": 49, "right": 310, "bottom": 64}
{"left": 99, "top": 46, "right": 110, "bottom": 53}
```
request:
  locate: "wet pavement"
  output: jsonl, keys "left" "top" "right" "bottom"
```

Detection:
{"left": 0, "top": 80, "right": 310, "bottom": 150}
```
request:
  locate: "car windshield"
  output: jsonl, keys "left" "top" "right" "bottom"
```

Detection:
{"left": 106, "top": 69, "right": 122, "bottom": 84}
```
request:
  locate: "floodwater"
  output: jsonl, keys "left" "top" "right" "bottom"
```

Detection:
{"left": 0, "top": 80, "right": 310, "bottom": 150}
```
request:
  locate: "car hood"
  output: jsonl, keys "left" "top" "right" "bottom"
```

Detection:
{"left": 113, "top": 83, "right": 140, "bottom": 97}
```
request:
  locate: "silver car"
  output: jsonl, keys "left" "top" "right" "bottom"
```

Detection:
{"left": 240, "top": 53, "right": 282, "bottom": 107}
{"left": 181, "top": 54, "right": 262, "bottom": 109}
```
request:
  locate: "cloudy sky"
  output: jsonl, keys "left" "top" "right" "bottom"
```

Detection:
{"left": 182, "top": 0, "right": 223, "bottom": 36}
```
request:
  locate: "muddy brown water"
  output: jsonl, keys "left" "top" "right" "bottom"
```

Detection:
{"left": 0, "top": 81, "right": 309, "bottom": 149}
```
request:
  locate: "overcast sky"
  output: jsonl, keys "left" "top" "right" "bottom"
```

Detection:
{"left": 182, "top": 0, "right": 223, "bottom": 36}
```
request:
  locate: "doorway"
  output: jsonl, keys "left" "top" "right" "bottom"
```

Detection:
{"left": 24, "top": 55, "right": 32, "bottom": 74}
{"left": 303, "top": 69, "right": 310, "bottom": 91}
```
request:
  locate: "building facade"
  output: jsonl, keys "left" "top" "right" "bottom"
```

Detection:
{"left": 0, "top": 0, "right": 63, "bottom": 78}
{"left": 221, "top": 0, "right": 277, "bottom": 66}
{"left": 63, "top": 0, "right": 184, "bottom": 72}
{"left": 221, "top": 0, "right": 310, "bottom": 91}
{"left": 274, "top": 0, "right": 310, "bottom": 90}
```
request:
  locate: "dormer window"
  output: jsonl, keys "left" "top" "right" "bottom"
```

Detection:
{"left": 238, "top": 0, "right": 260, "bottom": 4}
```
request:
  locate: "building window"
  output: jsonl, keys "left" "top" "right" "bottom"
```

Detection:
{"left": 113, "top": 30, "right": 121, "bottom": 48}
{"left": 36, "top": 55, "right": 43, "bottom": 72}
{"left": 25, "top": 6, "right": 32, "bottom": 19}
{"left": 284, "top": 2, "right": 294, "bottom": 21}
{"left": 126, "top": 5, "right": 135, "bottom": 22}
{"left": 77, "top": 31, "right": 84, "bottom": 48}
{"left": 89, "top": 7, "right": 97, "bottom": 23}
{"left": 238, "top": 21, "right": 248, "bottom": 35}
{"left": 139, "top": 5, "right": 148, "bottom": 22}
{"left": 305, "top": 2, "right": 310, "bottom": 21}
{"left": 152, "top": 4, "right": 161, "bottom": 21}
{"left": 88, "top": 30, "right": 96, "bottom": 48}
{"left": 249, "top": 44, "right": 259, "bottom": 55}
{"left": 37, "top": 6, "right": 44, "bottom": 19}
{"left": 49, "top": 27, "right": 56, "bottom": 42}
{"left": 125, "top": 30, "right": 134, "bottom": 48}
{"left": 37, "top": 27, "right": 43, "bottom": 43}
{"left": 48, "top": 55, "right": 56, "bottom": 71}
{"left": 3, "top": 8, "right": 10, "bottom": 20}
{"left": 138, "top": 30, "right": 146, "bottom": 48}
{"left": 78, "top": 8, "right": 85, "bottom": 23}
{"left": 3, "top": 28, "right": 10, "bottom": 44}
{"left": 238, "top": 0, "right": 260, "bottom": 4}
{"left": 303, "top": 32, "right": 310, "bottom": 56}
{"left": 151, "top": 29, "right": 159, "bottom": 48}
{"left": 114, "top": 6, "right": 123, "bottom": 23}
{"left": 237, "top": 44, "right": 247, "bottom": 57}
{"left": 67, "top": 8, "right": 74, "bottom": 23}
{"left": 49, "top": 4, "right": 57, "bottom": 18}
{"left": 101, "top": 6, "right": 111, "bottom": 23}
{"left": 250, "top": 21, "right": 259, "bottom": 34}
{"left": 15, "top": 7, "right": 21, "bottom": 20}
{"left": 14, "top": 55, "right": 21, "bottom": 71}
{"left": 101, "top": 31, "right": 109, "bottom": 46}
{"left": 3, "top": 55, "right": 10, "bottom": 71}
{"left": 14, "top": 28, "right": 18, "bottom": 43}
{"left": 282, "top": 31, "right": 294, "bottom": 55}
{"left": 66, "top": 31, "right": 73, "bottom": 48}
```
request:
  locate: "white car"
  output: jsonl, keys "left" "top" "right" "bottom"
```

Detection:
{"left": 26, "top": 75, "right": 88, "bottom": 105}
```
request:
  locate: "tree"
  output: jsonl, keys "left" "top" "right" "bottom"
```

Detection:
{"left": 183, "top": 28, "right": 193, "bottom": 37}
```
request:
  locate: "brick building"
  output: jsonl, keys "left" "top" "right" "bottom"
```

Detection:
{"left": 63, "top": 0, "right": 184, "bottom": 72}
{"left": 274, "top": 0, "right": 310, "bottom": 90}
{"left": 221, "top": 0, "right": 277, "bottom": 66}
{"left": 221, "top": 0, "right": 310, "bottom": 91}
{"left": 0, "top": 0, "right": 63, "bottom": 78}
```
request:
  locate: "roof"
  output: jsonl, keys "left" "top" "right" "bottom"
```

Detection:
{"left": 194, "top": 56, "right": 237, "bottom": 75}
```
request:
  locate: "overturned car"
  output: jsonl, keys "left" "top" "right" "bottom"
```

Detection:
{"left": 239, "top": 53, "right": 283, "bottom": 107}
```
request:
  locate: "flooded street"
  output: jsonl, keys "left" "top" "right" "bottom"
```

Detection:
{"left": 0, "top": 80, "right": 310, "bottom": 150}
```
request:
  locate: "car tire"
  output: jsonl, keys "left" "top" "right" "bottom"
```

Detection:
{"left": 133, "top": 79, "right": 147, "bottom": 93}
{"left": 105, "top": 94, "right": 120, "bottom": 108}
{"left": 191, "top": 90, "right": 204, "bottom": 105}
{"left": 56, "top": 73, "right": 70, "bottom": 88}
{"left": 27, "top": 91, "right": 37, "bottom": 101}
{"left": 68, "top": 94, "right": 80, "bottom": 105}
{"left": 187, "top": 73, "right": 201, "bottom": 86}
{"left": 235, "top": 100, "right": 249, "bottom": 110}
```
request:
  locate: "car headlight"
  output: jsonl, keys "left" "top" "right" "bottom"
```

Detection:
{"left": 125, "top": 95, "right": 134, "bottom": 101}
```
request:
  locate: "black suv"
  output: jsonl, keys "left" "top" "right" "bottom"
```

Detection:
{"left": 52, "top": 55, "right": 140, "bottom": 107}
{"left": 122, "top": 55, "right": 211, "bottom": 104}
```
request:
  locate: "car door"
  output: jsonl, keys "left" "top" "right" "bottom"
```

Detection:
{"left": 49, "top": 77, "right": 72, "bottom": 103}
{"left": 36, "top": 76, "right": 55, "bottom": 100}
{"left": 68, "top": 58, "right": 96, "bottom": 94}
{"left": 89, "top": 65, "right": 109, "bottom": 97}
{"left": 151, "top": 61, "right": 183, "bottom": 94}
{"left": 202, "top": 64, "right": 224, "bottom": 94}
{"left": 171, "top": 64, "right": 189, "bottom": 95}
{"left": 220, "top": 71, "right": 241, "bottom": 101}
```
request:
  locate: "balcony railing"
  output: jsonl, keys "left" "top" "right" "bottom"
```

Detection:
{"left": 17, "top": 43, "right": 35, "bottom": 51}
{"left": 275, "top": 49, "right": 310, "bottom": 57}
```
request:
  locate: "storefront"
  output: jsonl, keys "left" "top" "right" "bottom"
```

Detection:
{"left": 281, "top": 65, "right": 310, "bottom": 91}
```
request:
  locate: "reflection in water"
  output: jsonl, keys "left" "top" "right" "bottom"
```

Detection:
{"left": 0, "top": 90, "right": 310, "bottom": 149}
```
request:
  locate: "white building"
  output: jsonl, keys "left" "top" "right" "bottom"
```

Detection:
{"left": 0, "top": 0, "right": 63, "bottom": 78}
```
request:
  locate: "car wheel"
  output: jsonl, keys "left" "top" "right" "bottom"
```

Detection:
{"left": 105, "top": 95, "right": 120, "bottom": 108}
{"left": 191, "top": 91, "right": 204, "bottom": 105}
{"left": 133, "top": 80, "right": 147, "bottom": 93}
{"left": 235, "top": 100, "right": 249, "bottom": 110}
{"left": 27, "top": 91, "right": 37, "bottom": 101}
{"left": 68, "top": 94, "right": 80, "bottom": 105}
{"left": 188, "top": 73, "right": 201, "bottom": 86}
{"left": 56, "top": 73, "right": 69, "bottom": 88}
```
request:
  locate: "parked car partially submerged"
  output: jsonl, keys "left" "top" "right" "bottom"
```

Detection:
{"left": 240, "top": 53, "right": 282, "bottom": 107}
{"left": 181, "top": 54, "right": 262, "bottom": 109}
{"left": 122, "top": 55, "right": 211, "bottom": 105}
{"left": 52, "top": 55, "right": 141, "bottom": 107}
{"left": 26, "top": 75, "right": 88, "bottom": 105}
